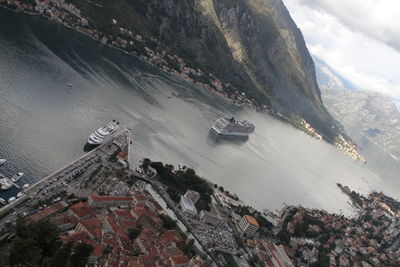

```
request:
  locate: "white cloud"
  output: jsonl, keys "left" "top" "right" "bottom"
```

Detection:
{"left": 283, "top": 0, "right": 400, "bottom": 101}
{"left": 296, "top": 0, "right": 400, "bottom": 52}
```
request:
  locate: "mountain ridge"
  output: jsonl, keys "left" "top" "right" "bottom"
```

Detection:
{"left": 315, "top": 57, "right": 400, "bottom": 160}
{"left": 61, "top": 0, "right": 347, "bottom": 143}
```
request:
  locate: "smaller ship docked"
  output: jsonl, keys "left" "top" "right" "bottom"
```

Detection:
{"left": 11, "top": 172, "right": 24, "bottom": 183}
{"left": 211, "top": 117, "right": 255, "bottom": 136}
{"left": 8, "top": 197, "right": 16, "bottom": 203}
{"left": 87, "top": 120, "right": 120, "bottom": 145}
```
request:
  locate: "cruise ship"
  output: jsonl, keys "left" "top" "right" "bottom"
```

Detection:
{"left": 87, "top": 120, "right": 119, "bottom": 145}
{"left": 211, "top": 117, "right": 255, "bottom": 136}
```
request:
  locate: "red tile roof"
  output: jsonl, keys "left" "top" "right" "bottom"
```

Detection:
{"left": 61, "top": 230, "right": 90, "bottom": 244}
{"left": 51, "top": 213, "right": 78, "bottom": 225}
{"left": 29, "top": 201, "right": 69, "bottom": 222}
{"left": 91, "top": 244, "right": 104, "bottom": 257}
{"left": 131, "top": 207, "right": 157, "bottom": 219}
{"left": 170, "top": 255, "right": 190, "bottom": 264}
{"left": 133, "top": 193, "right": 147, "bottom": 201}
{"left": 118, "top": 151, "right": 127, "bottom": 159}
{"left": 80, "top": 217, "right": 102, "bottom": 239}
{"left": 69, "top": 202, "right": 93, "bottom": 218}
{"left": 107, "top": 214, "right": 129, "bottom": 241}
{"left": 114, "top": 209, "right": 135, "bottom": 220}
{"left": 244, "top": 215, "right": 260, "bottom": 227}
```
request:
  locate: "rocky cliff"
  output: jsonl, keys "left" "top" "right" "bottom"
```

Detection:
{"left": 315, "top": 57, "right": 400, "bottom": 160}
{"left": 68, "top": 0, "right": 344, "bottom": 142}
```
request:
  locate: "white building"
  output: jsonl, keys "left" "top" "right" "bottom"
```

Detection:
{"left": 199, "top": 210, "right": 224, "bottom": 226}
{"left": 184, "top": 190, "right": 200, "bottom": 204}
{"left": 238, "top": 215, "right": 259, "bottom": 236}
{"left": 180, "top": 196, "right": 197, "bottom": 217}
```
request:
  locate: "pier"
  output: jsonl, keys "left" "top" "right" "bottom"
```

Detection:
{"left": 0, "top": 128, "right": 131, "bottom": 217}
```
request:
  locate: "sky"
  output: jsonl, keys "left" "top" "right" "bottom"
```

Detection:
{"left": 283, "top": 0, "right": 400, "bottom": 107}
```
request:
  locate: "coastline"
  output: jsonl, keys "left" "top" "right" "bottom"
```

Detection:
{"left": 0, "top": 3, "right": 366, "bottom": 163}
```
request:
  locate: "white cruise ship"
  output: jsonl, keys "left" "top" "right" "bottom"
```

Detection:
{"left": 212, "top": 117, "right": 255, "bottom": 136}
{"left": 88, "top": 120, "right": 119, "bottom": 145}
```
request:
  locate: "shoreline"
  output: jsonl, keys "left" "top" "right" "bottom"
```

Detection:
{"left": 0, "top": 4, "right": 366, "bottom": 163}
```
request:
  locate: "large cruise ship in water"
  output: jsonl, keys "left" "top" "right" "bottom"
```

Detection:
{"left": 212, "top": 117, "right": 255, "bottom": 136}
{"left": 88, "top": 120, "right": 119, "bottom": 145}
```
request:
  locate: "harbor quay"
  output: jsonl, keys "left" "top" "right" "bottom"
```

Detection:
{"left": 0, "top": 128, "right": 131, "bottom": 227}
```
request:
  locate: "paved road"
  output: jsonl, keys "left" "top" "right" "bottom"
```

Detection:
{"left": 0, "top": 129, "right": 131, "bottom": 230}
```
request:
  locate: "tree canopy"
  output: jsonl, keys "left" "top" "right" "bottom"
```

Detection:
{"left": 8, "top": 218, "right": 93, "bottom": 267}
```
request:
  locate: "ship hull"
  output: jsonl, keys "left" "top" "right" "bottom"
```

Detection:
{"left": 211, "top": 127, "right": 253, "bottom": 137}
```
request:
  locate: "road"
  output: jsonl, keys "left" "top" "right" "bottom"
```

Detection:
{"left": 0, "top": 129, "right": 131, "bottom": 230}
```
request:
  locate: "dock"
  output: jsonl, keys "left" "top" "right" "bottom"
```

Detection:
{"left": 0, "top": 128, "right": 131, "bottom": 216}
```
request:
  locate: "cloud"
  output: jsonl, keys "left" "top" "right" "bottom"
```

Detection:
{"left": 283, "top": 0, "right": 400, "bottom": 101}
{"left": 296, "top": 0, "right": 400, "bottom": 53}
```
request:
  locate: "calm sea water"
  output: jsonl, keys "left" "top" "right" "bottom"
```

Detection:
{"left": 0, "top": 8, "right": 398, "bottom": 214}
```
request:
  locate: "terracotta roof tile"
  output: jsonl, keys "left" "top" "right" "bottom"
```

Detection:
{"left": 170, "top": 255, "right": 190, "bottom": 264}
{"left": 80, "top": 217, "right": 102, "bottom": 239}
{"left": 69, "top": 202, "right": 94, "bottom": 218}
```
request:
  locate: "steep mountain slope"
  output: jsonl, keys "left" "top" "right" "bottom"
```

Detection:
{"left": 66, "top": 0, "right": 343, "bottom": 142}
{"left": 315, "top": 57, "right": 400, "bottom": 160}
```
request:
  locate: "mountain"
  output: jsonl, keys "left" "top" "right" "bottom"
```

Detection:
{"left": 64, "top": 0, "right": 344, "bottom": 142}
{"left": 315, "top": 57, "right": 400, "bottom": 160}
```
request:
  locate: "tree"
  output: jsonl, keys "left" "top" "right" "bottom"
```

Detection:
{"left": 158, "top": 214, "right": 177, "bottom": 230}
{"left": 46, "top": 242, "right": 73, "bottom": 267}
{"left": 8, "top": 219, "right": 93, "bottom": 267}
{"left": 9, "top": 218, "right": 61, "bottom": 266}
{"left": 182, "top": 239, "right": 196, "bottom": 257}
{"left": 219, "top": 186, "right": 224, "bottom": 192}
{"left": 69, "top": 242, "right": 93, "bottom": 267}
{"left": 142, "top": 158, "right": 151, "bottom": 170}
{"left": 128, "top": 227, "right": 142, "bottom": 240}
{"left": 9, "top": 237, "right": 41, "bottom": 266}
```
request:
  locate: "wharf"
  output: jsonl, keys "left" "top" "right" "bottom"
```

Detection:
{"left": 0, "top": 128, "right": 131, "bottom": 216}
{"left": 0, "top": 172, "right": 21, "bottom": 191}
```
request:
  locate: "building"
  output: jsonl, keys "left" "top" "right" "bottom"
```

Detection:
{"left": 238, "top": 215, "right": 259, "bottom": 236}
{"left": 88, "top": 195, "right": 133, "bottom": 208}
{"left": 184, "top": 190, "right": 200, "bottom": 204}
{"left": 132, "top": 193, "right": 148, "bottom": 206}
{"left": 67, "top": 201, "right": 93, "bottom": 219}
{"left": 180, "top": 196, "right": 197, "bottom": 217}
{"left": 169, "top": 255, "right": 190, "bottom": 267}
{"left": 137, "top": 215, "right": 164, "bottom": 236}
{"left": 75, "top": 217, "right": 102, "bottom": 240}
{"left": 253, "top": 240, "right": 294, "bottom": 267}
{"left": 199, "top": 210, "right": 224, "bottom": 226}
{"left": 28, "top": 201, "right": 69, "bottom": 222}
{"left": 112, "top": 181, "right": 130, "bottom": 196}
